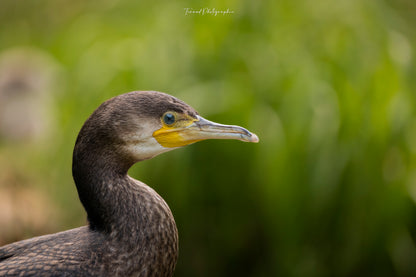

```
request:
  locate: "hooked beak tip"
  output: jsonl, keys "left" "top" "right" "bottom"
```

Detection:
{"left": 249, "top": 132, "right": 259, "bottom": 143}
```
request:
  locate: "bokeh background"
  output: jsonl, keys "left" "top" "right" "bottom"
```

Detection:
{"left": 1, "top": 0, "right": 416, "bottom": 276}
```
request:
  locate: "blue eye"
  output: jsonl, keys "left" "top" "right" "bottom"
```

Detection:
{"left": 163, "top": 112, "right": 176, "bottom": 125}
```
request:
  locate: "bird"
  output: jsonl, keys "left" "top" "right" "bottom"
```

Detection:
{"left": 0, "top": 91, "right": 259, "bottom": 277}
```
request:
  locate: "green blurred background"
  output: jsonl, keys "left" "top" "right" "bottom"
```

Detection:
{"left": 1, "top": 0, "right": 416, "bottom": 276}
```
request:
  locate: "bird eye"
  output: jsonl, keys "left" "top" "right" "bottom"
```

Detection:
{"left": 163, "top": 112, "right": 176, "bottom": 125}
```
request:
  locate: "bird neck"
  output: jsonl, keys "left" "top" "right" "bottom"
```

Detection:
{"left": 72, "top": 144, "right": 130, "bottom": 231}
{"left": 72, "top": 140, "right": 172, "bottom": 233}
{"left": 71, "top": 122, "right": 179, "bottom": 275}
{"left": 72, "top": 146, "right": 178, "bottom": 275}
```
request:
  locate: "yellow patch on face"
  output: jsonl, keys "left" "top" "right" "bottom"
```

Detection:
{"left": 153, "top": 113, "right": 201, "bottom": 148}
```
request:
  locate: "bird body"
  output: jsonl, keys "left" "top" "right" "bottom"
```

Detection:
{"left": 0, "top": 178, "right": 177, "bottom": 277}
{"left": 0, "top": 91, "right": 258, "bottom": 276}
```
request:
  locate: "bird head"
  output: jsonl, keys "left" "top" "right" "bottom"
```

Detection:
{"left": 76, "top": 91, "right": 259, "bottom": 163}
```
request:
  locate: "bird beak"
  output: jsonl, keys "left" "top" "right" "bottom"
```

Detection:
{"left": 153, "top": 115, "right": 259, "bottom": 148}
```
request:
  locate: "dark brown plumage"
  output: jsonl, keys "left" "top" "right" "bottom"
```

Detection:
{"left": 0, "top": 91, "right": 258, "bottom": 277}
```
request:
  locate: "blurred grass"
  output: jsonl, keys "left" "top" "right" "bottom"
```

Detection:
{"left": 1, "top": 0, "right": 416, "bottom": 276}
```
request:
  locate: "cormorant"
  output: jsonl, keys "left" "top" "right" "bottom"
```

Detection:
{"left": 0, "top": 91, "right": 259, "bottom": 277}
